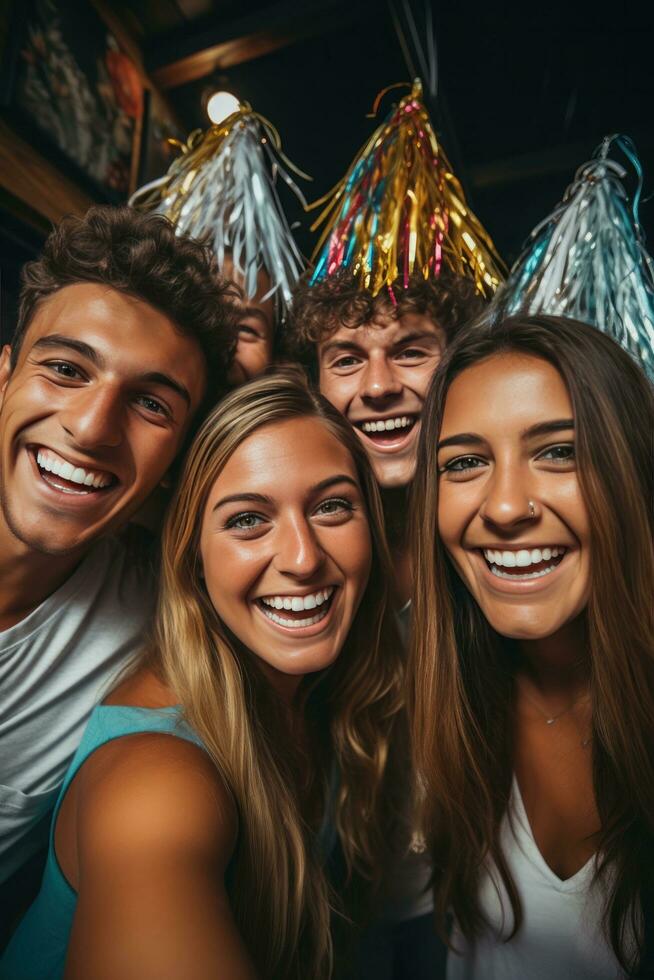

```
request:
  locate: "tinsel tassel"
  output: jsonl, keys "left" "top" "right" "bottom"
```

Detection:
{"left": 494, "top": 134, "right": 654, "bottom": 380}
{"left": 130, "top": 105, "right": 310, "bottom": 320}
{"left": 309, "top": 79, "right": 506, "bottom": 298}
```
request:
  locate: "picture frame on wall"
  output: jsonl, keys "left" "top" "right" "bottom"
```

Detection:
{"left": 137, "top": 87, "right": 185, "bottom": 189}
{"left": 0, "top": 0, "right": 143, "bottom": 202}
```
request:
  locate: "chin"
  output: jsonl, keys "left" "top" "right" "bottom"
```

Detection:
{"left": 485, "top": 611, "right": 568, "bottom": 642}
{"left": 268, "top": 647, "right": 340, "bottom": 677}
{"left": 371, "top": 460, "right": 415, "bottom": 489}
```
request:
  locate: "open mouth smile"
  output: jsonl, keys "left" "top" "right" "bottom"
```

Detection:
{"left": 482, "top": 546, "right": 567, "bottom": 581}
{"left": 255, "top": 587, "right": 336, "bottom": 632}
{"left": 354, "top": 414, "right": 418, "bottom": 449}
{"left": 32, "top": 447, "right": 118, "bottom": 496}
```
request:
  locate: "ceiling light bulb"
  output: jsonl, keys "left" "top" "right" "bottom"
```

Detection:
{"left": 206, "top": 91, "right": 240, "bottom": 125}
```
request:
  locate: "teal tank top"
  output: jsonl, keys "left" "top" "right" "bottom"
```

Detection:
{"left": 0, "top": 704, "right": 204, "bottom": 980}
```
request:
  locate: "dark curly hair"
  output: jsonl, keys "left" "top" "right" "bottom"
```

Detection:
{"left": 14, "top": 206, "right": 238, "bottom": 401}
{"left": 285, "top": 268, "right": 485, "bottom": 373}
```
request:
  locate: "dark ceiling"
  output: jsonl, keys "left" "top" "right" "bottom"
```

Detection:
{"left": 108, "top": 0, "right": 654, "bottom": 266}
{"left": 16, "top": 0, "right": 654, "bottom": 270}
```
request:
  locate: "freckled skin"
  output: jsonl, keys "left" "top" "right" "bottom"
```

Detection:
{"left": 437, "top": 353, "right": 591, "bottom": 641}
{"left": 0, "top": 283, "right": 207, "bottom": 560}
{"left": 319, "top": 312, "right": 445, "bottom": 488}
{"left": 200, "top": 417, "right": 372, "bottom": 695}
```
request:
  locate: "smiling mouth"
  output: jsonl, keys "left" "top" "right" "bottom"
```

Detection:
{"left": 32, "top": 447, "right": 117, "bottom": 496}
{"left": 354, "top": 414, "right": 418, "bottom": 446}
{"left": 256, "top": 587, "right": 335, "bottom": 630}
{"left": 482, "top": 546, "right": 568, "bottom": 580}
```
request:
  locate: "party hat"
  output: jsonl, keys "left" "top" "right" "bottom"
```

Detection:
{"left": 130, "top": 103, "right": 309, "bottom": 321}
{"left": 494, "top": 134, "right": 654, "bottom": 380}
{"left": 309, "top": 79, "right": 505, "bottom": 298}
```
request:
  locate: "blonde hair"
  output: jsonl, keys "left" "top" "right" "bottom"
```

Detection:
{"left": 150, "top": 369, "right": 405, "bottom": 978}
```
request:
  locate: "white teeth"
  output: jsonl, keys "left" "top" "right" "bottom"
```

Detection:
{"left": 490, "top": 564, "right": 558, "bottom": 581}
{"left": 361, "top": 416, "right": 413, "bottom": 433}
{"left": 260, "top": 587, "right": 334, "bottom": 612}
{"left": 483, "top": 547, "right": 567, "bottom": 569}
{"left": 35, "top": 449, "right": 113, "bottom": 490}
{"left": 259, "top": 600, "right": 331, "bottom": 630}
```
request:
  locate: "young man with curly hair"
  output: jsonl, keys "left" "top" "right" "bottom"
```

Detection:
{"left": 288, "top": 269, "right": 483, "bottom": 602}
{"left": 0, "top": 206, "right": 236, "bottom": 931}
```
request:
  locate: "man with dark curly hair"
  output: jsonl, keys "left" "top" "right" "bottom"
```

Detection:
{"left": 288, "top": 268, "right": 483, "bottom": 600}
{"left": 0, "top": 206, "right": 236, "bottom": 933}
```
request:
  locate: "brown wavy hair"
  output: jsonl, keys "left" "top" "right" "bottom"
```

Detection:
{"left": 410, "top": 315, "right": 654, "bottom": 972}
{"left": 15, "top": 205, "right": 237, "bottom": 402}
{"left": 285, "top": 269, "right": 484, "bottom": 374}
{"left": 150, "top": 368, "right": 406, "bottom": 978}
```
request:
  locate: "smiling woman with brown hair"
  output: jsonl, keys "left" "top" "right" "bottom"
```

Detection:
{"left": 2, "top": 369, "right": 406, "bottom": 980}
{"left": 410, "top": 315, "right": 654, "bottom": 978}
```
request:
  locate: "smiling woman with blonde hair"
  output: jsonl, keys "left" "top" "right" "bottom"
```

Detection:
{"left": 2, "top": 369, "right": 406, "bottom": 980}
{"left": 410, "top": 315, "right": 654, "bottom": 978}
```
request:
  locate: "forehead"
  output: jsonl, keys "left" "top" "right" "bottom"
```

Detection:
{"left": 211, "top": 417, "right": 358, "bottom": 495}
{"left": 22, "top": 282, "right": 205, "bottom": 379}
{"left": 442, "top": 353, "right": 572, "bottom": 434}
{"left": 320, "top": 309, "right": 442, "bottom": 353}
{"left": 222, "top": 258, "right": 274, "bottom": 331}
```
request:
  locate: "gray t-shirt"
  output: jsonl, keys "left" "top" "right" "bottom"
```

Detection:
{"left": 0, "top": 535, "right": 155, "bottom": 883}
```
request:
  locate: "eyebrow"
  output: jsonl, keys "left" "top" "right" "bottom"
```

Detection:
{"left": 32, "top": 335, "right": 191, "bottom": 405}
{"left": 212, "top": 474, "right": 359, "bottom": 512}
{"left": 33, "top": 335, "right": 100, "bottom": 363}
{"left": 437, "top": 418, "right": 575, "bottom": 451}
{"left": 320, "top": 330, "right": 440, "bottom": 359}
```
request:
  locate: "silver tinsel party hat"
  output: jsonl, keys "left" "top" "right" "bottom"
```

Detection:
{"left": 130, "top": 103, "right": 310, "bottom": 321}
{"left": 493, "top": 134, "right": 654, "bottom": 380}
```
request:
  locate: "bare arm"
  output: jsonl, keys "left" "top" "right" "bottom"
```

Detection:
{"left": 63, "top": 735, "right": 257, "bottom": 980}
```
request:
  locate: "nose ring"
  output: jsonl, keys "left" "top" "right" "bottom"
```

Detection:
{"left": 528, "top": 500, "right": 536, "bottom": 518}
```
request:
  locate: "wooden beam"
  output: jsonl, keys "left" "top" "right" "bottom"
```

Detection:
{"left": 147, "top": 0, "right": 361, "bottom": 90}
{"left": 0, "top": 119, "right": 94, "bottom": 224}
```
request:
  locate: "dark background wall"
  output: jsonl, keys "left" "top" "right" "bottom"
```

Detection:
{"left": 2, "top": 0, "right": 653, "bottom": 342}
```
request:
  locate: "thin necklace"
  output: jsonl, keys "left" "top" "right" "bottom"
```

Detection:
{"left": 519, "top": 687, "right": 592, "bottom": 747}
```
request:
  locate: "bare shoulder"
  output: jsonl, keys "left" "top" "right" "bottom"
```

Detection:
{"left": 75, "top": 732, "right": 237, "bottom": 870}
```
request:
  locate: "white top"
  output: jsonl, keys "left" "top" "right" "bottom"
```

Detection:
{"left": 447, "top": 778, "right": 627, "bottom": 980}
{"left": 0, "top": 536, "right": 154, "bottom": 883}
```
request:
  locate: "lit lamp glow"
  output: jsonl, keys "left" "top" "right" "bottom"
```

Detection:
{"left": 206, "top": 90, "right": 240, "bottom": 125}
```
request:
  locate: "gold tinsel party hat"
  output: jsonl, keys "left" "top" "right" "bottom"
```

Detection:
{"left": 310, "top": 80, "right": 505, "bottom": 298}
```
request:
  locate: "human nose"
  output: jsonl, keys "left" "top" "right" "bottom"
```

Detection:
{"left": 479, "top": 462, "right": 537, "bottom": 528}
{"left": 59, "top": 384, "right": 124, "bottom": 450}
{"left": 273, "top": 514, "right": 326, "bottom": 579}
{"left": 360, "top": 354, "right": 402, "bottom": 402}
